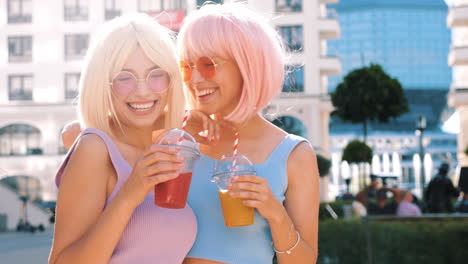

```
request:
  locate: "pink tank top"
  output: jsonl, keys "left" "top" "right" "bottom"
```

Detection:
{"left": 56, "top": 128, "right": 197, "bottom": 264}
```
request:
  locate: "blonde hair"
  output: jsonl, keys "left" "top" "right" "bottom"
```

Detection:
{"left": 178, "top": 2, "right": 286, "bottom": 124}
{"left": 78, "top": 13, "right": 186, "bottom": 136}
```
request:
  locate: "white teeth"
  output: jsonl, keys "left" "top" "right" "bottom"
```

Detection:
{"left": 196, "top": 89, "right": 216, "bottom": 97}
{"left": 128, "top": 101, "right": 155, "bottom": 111}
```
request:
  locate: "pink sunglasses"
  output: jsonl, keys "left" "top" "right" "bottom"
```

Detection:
{"left": 110, "top": 68, "right": 170, "bottom": 96}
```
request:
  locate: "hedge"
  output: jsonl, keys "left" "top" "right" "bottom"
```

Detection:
{"left": 317, "top": 219, "right": 468, "bottom": 264}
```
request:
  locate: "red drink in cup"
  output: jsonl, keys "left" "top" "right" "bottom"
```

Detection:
{"left": 152, "top": 128, "right": 200, "bottom": 209}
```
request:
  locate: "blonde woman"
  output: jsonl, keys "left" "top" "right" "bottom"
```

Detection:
{"left": 49, "top": 14, "right": 209, "bottom": 264}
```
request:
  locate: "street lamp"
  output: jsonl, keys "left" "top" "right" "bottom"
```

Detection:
{"left": 416, "top": 115, "right": 426, "bottom": 197}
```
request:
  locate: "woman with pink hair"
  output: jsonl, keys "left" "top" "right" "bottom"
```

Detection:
{"left": 178, "top": 3, "right": 319, "bottom": 264}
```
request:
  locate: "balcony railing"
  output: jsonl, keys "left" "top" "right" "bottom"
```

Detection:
{"left": 319, "top": 56, "right": 341, "bottom": 76}
{"left": 64, "top": 7, "right": 88, "bottom": 21}
{"left": 448, "top": 45, "right": 468, "bottom": 66}
{"left": 8, "top": 55, "right": 32, "bottom": 63}
{"left": 447, "top": 5, "right": 468, "bottom": 27}
{"left": 105, "top": 9, "right": 121, "bottom": 20}
{"left": 0, "top": 148, "right": 43, "bottom": 157}
{"left": 448, "top": 87, "right": 468, "bottom": 107}
{"left": 8, "top": 14, "right": 32, "bottom": 23}
{"left": 319, "top": 0, "right": 339, "bottom": 4}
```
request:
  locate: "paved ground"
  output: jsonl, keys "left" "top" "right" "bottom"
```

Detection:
{"left": 0, "top": 229, "right": 53, "bottom": 264}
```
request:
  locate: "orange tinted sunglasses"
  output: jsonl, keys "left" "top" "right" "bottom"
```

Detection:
{"left": 179, "top": 56, "right": 226, "bottom": 82}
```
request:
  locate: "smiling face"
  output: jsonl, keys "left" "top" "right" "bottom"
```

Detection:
{"left": 111, "top": 47, "right": 169, "bottom": 129}
{"left": 183, "top": 56, "right": 243, "bottom": 118}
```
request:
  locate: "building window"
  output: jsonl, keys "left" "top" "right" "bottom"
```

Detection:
{"left": 8, "top": 36, "right": 32, "bottom": 63}
{"left": 0, "top": 124, "right": 42, "bottom": 156}
{"left": 64, "top": 0, "right": 89, "bottom": 21}
{"left": 278, "top": 25, "right": 303, "bottom": 52}
{"left": 164, "top": 0, "right": 185, "bottom": 10}
{"left": 283, "top": 65, "right": 304, "bottom": 92}
{"left": 276, "top": 0, "right": 302, "bottom": 13}
{"left": 65, "top": 73, "right": 80, "bottom": 100}
{"left": 8, "top": 75, "right": 33, "bottom": 101}
{"left": 138, "top": 0, "right": 186, "bottom": 13}
{"left": 197, "top": 0, "right": 223, "bottom": 8}
{"left": 7, "top": 0, "right": 32, "bottom": 23}
{"left": 138, "top": 0, "right": 162, "bottom": 13}
{"left": 105, "top": 0, "right": 121, "bottom": 20}
{"left": 64, "top": 34, "right": 89, "bottom": 60}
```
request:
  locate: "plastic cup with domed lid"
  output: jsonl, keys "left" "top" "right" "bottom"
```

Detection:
{"left": 211, "top": 154, "right": 256, "bottom": 227}
{"left": 152, "top": 128, "right": 200, "bottom": 209}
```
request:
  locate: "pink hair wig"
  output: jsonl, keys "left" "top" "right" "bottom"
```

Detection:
{"left": 178, "top": 2, "right": 285, "bottom": 124}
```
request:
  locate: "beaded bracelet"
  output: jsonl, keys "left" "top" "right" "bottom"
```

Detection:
{"left": 273, "top": 231, "right": 301, "bottom": 255}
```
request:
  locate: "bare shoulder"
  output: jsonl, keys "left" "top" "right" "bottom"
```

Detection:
{"left": 51, "top": 134, "right": 113, "bottom": 262}
{"left": 69, "top": 133, "right": 109, "bottom": 164}
{"left": 288, "top": 141, "right": 317, "bottom": 168}
{"left": 60, "top": 133, "right": 111, "bottom": 186}
{"left": 287, "top": 141, "right": 319, "bottom": 183}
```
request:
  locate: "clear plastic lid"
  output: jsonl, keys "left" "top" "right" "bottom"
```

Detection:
{"left": 153, "top": 128, "right": 200, "bottom": 156}
{"left": 212, "top": 154, "right": 256, "bottom": 191}
{"left": 213, "top": 154, "right": 255, "bottom": 175}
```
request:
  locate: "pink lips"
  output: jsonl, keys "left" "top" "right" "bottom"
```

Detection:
{"left": 195, "top": 89, "right": 217, "bottom": 103}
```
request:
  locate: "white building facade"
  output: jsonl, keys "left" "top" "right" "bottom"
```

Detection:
{"left": 447, "top": 0, "right": 468, "bottom": 167}
{"left": 253, "top": 0, "right": 341, "bottom": 154}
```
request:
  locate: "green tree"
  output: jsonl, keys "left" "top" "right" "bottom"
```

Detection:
{"left": 331, "top": 64, "right": 409, "bottom": 143}
{"left": 342, "top": 140, "right": 373, "bottom": 164}
{"left": 317, "top": 154, "right": 332, "bottom": 177}
{"left": 342, "top": 140, "right": 373, "bottom": 189}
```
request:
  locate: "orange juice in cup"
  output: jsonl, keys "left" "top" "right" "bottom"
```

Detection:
{"left": 212, "top": 155, "right": 256, "bottom": 227}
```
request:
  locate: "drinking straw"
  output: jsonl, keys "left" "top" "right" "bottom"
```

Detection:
{"left": 178, "top": 110, "right": 189, "bottom": 144}
{"left": 231, "top": 132, "right": 239, "bottom": 171}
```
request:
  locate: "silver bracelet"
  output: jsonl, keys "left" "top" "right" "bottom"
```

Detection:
{"left": 273, "top": 231, "right": 301, "bottom": 255}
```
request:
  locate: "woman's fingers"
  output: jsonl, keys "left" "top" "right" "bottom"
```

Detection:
{"left": 193, "top": 134, "right": 212, "bottom": 145}
{"left": 231, "top": 175, "right": 266, "bottom": 184}
{"left": 147, "top": 171, "right": 180, "bottom": 185}
{"left": 145, "top": 161, "right": 185, "bottom": 176}
{"left": 142, "top": 144, "right": 180, "bottom": 158}
{"left": 242, "top": 200, "right": 262, "bottom": 207}
{"left": 229, "top": 190, "right": 267, "bottom": 201}
{"left": 214, "top": 122, "right": 221, "bottom": 141}
{"left": 228, "top": 182, "right": 266, "bottom": 193}
{"left": 140, "top": 151, "right": 184, "bottom": 168}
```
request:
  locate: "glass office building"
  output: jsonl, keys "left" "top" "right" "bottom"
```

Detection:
{"left": 328, "top": 0, "right": 451, "bottom": 90}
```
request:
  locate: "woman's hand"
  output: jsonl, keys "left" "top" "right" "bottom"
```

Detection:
{"left": 228, "top": 175, "right": 285, "bottom": 223}
{"left": 121, "top": 145, "right": 185, "bottom": 205}
{"left": 184, "top": 110, "right": 235, "bottom": 145}
{"left": 61, "top": 121, "right": 82, "bottom": 150}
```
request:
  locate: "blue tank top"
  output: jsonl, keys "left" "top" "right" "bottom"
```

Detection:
{"left": 186, "top": 134, "right": 306, "bottom": 264}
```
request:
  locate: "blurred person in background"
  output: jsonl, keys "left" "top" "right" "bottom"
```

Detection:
{"left": 396, "top": 190, "right": 422, "bottom": 217}
{"left": 454, "top": 192, "right": 468, "bottom": 213}
{"left": 425, "top": 163, "right": 459, "bottom": 213}
{"left": 351, "top": 191, "right": 367, "bottom": 217}
{"left": 366, "top": 189, "right": 398, "bottom": 215}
